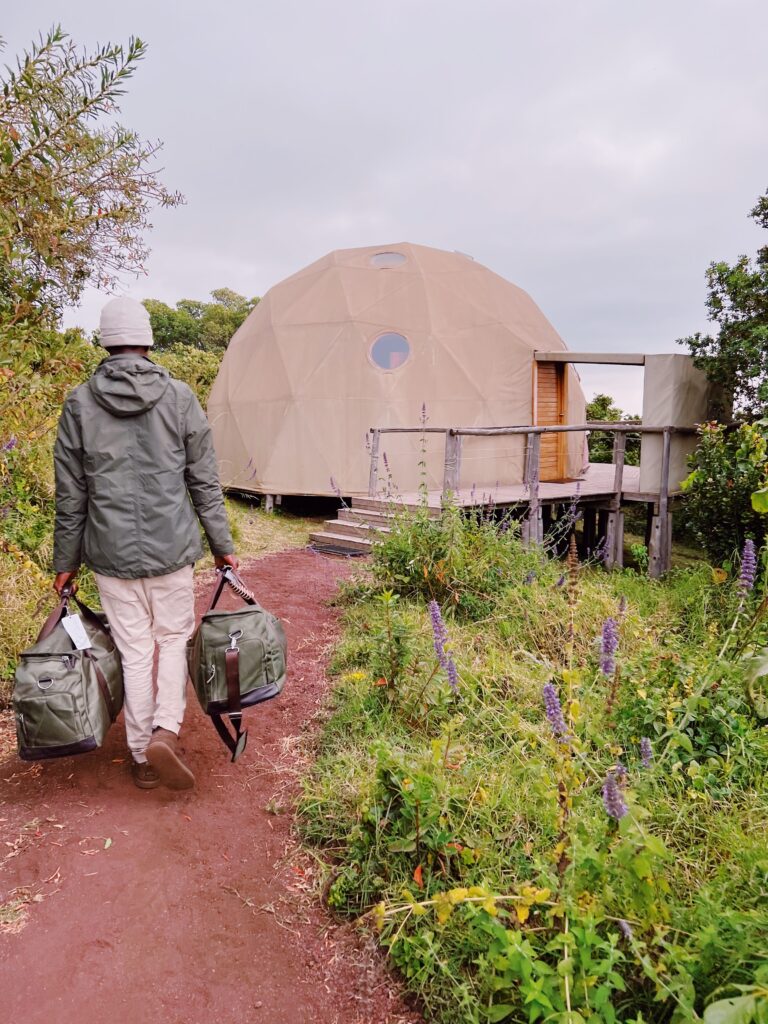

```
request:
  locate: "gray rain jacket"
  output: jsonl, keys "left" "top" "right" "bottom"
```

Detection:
{"left": 53, "top": 354, "right": 234, "bottom": 578}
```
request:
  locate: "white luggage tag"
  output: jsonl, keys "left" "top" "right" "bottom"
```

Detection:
{"left": 62, "top": 613, "right": 93, "bottom": 651}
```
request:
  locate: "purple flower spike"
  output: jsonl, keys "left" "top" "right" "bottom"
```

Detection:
{"left": 618, "top": 919, "right": 633, "bottom": 940}
{"left": 600, "top": 617, "right": 619, "bottom": 676}
{"left": 382, "top": 451, "right": 390, "bottom": 472}
{"left": 555, "top": 575, "right": 566, "bottom": 588}
{"left": 614, "top": 762, "right": 628, "bottom": 783}
{"left": 446, "top": 658, "right": 459, "bottom": 694}
{"left": 2, "top": 436, "right": 17, "bottom": 452}
{"left": 428, "top": 601, "right": 459, "bottom": 694}
{"left": 429, "top": 600, "right": 449, "bottom": 668}
{"left": 543, "top": 682, "right": 570, "bottom": 743}
{"left": 640, "top": 737, "right": 653, "bottom": 769}
{"left": 739, "top": 539, "right": 757, "bottom": 596}
{"left": 524, "top": 570, "right": 536, "bottom": 585}
{"left": 602, "top": 771, "right": 628, "bottom": 820}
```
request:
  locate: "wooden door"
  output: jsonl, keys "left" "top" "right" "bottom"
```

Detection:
{"left": 535, "top": 362, "right": 566, "bottom": 481}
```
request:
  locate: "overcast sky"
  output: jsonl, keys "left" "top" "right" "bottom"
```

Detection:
{"left": 5, "top": 1, "right": 768, "bottom": 412}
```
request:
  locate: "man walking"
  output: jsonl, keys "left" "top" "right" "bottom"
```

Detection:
{"left": 52, "top": 297, "right": 238, "bottom": 791}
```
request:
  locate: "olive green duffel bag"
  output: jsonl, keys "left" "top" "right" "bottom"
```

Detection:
{"left": 187, "top": 567, "right": 287, "bottom": 761}
{"left": 14, "top": 588, "right": 124, "bottom": 761}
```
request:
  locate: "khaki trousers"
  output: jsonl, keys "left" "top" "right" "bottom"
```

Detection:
{"left": 94, "top": 565, "right": 196, "bottom": 763}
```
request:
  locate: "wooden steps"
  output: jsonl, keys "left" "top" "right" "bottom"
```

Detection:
{"left": 309, "top": 501, "right": 389, "bottom": 555}
{"left": 309, "top": 497, "right": 439, "bottom": 555}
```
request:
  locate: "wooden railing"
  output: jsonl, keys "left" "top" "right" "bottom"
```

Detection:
{"left": 368, "top": 422, "right": 696, "bottom": 576}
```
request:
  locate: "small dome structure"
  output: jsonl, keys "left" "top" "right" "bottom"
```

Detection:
{"left": 207, "top": 243, "right": 585, "bottom": 496}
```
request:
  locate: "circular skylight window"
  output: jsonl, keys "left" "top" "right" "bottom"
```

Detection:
{"left": 370, "top": 332, "right": 410, "bottom": 370}
{"left": 369, "top": 251, "right": 406, "bottom": 269}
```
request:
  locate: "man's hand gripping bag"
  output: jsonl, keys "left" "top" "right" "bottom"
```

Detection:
{"left": 188, "top": 568, "right": 287, "bottom": 760}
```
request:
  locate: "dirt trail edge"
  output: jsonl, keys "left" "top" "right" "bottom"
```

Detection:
{"left": 0, "top": 549, "right": 421, "bottom": 1024}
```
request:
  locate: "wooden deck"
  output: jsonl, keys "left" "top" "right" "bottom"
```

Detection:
{"left": 356, "top": 463, "right": 664, "bottom": 510}
{"left": 311, "top": 423, "right": 686, "bottom": 574}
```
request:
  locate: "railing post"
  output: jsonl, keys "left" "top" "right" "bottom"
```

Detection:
{"left": 524, "top": 431, "right": 542, "bottom": 545}
{"left": 442, "top": 430, "right": 462, "bottom": 503}
{"left": 604, "top": 430, "right": 626, "bottom": 569}
{"left": 649, "top": 428, "right": 672, "bottom": 578}
{"left": 368, "top": 429, "right": 380, "bottom": 497}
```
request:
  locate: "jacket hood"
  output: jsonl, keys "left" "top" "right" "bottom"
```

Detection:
{"left": 88, "top": 356, "right": 170, "bottom": 417}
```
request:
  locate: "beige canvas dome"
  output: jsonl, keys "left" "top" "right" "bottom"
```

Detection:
{"left": 207, "top": 242, "right": 585, "bottom": 497}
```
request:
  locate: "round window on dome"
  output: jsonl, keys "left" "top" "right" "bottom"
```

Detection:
{"left": 370, "top": 332, "right": 410, "bottom": 370}
{"left": 370, "top": 251, "right": 407, "bottom": 269}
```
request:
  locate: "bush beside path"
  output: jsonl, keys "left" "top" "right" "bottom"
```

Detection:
{"left": 0, "top": 548, "right": 420, "bottom": 1024}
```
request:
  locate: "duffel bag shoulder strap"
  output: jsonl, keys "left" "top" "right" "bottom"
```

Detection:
{"left": 205, "top": 568, "right": 258, "bottom": 762}
{"left": 210, "top": 632, "right": 248, "bottom": 762}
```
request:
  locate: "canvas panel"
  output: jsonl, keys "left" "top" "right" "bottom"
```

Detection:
{"left": 639, "top": 354, "right": 712, "bottom": 492}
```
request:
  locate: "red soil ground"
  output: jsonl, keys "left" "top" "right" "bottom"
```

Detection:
{"left": 0, "top": 549, "right": 421, "bottom": 1024}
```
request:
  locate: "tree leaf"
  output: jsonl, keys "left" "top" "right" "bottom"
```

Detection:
{"left": 703, "top": 996, "right": 757, "bottom": 1024}
{"left": 486, "top": 1004, "right": 516, "bottom": 1022}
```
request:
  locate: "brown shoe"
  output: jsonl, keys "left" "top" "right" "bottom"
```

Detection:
{"left": 131, "top": 760, "right": 161, "bottom": 790}
{"left": 146, "top": 728, "right": 195, "bottom": 790}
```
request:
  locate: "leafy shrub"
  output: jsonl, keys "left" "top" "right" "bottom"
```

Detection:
{"left": 301, "top": 512, "right": 768, "bottom": 1023}
{"left": 370, "top": 504, "right": 540, "bottom": 620}
{"left": 681, "top": 421, "right": 768, "bottom": 564}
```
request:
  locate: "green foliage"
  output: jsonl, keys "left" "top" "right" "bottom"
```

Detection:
{"left": 143, "top": 288, "right": 258, "bottom": 351}
{"left": 154, "top": 344, "right": 222, "bottom": 406}
{"left": 678, "top": 188, "right": 768, "bottom": 418}
{"left": 370, "top": 503, "right": 540, "bottom": 620}
{"left": 586, "top": 394, "right": 641, "bottom": 466}
{"left": 301, "top": 512, "right": 768, "bottom": 1023}
{"left": 0, "top": 26, "right": 181, "bottom": 336}
{"left": 681, "top": 421, "right": 768, "bottom": 563}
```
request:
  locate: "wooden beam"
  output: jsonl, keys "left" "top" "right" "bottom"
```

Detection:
{"left": 534, "top": 351, "right": 646, "bottom": 365}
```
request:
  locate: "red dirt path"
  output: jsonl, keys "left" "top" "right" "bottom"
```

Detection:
{"left": 0, "top": 549, "right": 421, "bottom": 1024}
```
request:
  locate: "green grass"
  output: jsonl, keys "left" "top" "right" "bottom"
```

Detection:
{"left": 299, "top": 509, "right": 768, "bottom": 1023}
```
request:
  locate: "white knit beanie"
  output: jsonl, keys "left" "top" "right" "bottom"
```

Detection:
{"left": 99, "top": 297, "right": 154, "bottom": 348}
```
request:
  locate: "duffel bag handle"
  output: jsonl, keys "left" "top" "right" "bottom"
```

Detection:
{"left": 206, "top": 566, "right": 257, "bottom": 611}
{"left": 37, "top": 589, "right": 72, "bottom": 642}
{"left": 38, "top": 589, "right": 112, "bottom": 644}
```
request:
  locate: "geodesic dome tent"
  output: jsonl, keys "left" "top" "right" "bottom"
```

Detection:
{"left": 207, "top": 243, "right": 586, "bottom": 497}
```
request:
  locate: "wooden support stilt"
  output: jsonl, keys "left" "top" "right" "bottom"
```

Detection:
{"left": 582, "top": 505, "right": 597, "bottom": 558}
{"left": 264, "top": 494, "right": 275, "bottom": 513}
{"left": 542, "top": 504, "right": 553, "bottom": 538}
{"left": 602, "top": 432, "right": 626, "bottom": 569}
{"left": 649, "top": 429, "right": 673, "bottom": 577}
{"left": 644, "top": 502, "right": 654, "bottom": 549}
{"left": 604, "top": 510, "right": 625, "bottom": 569}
